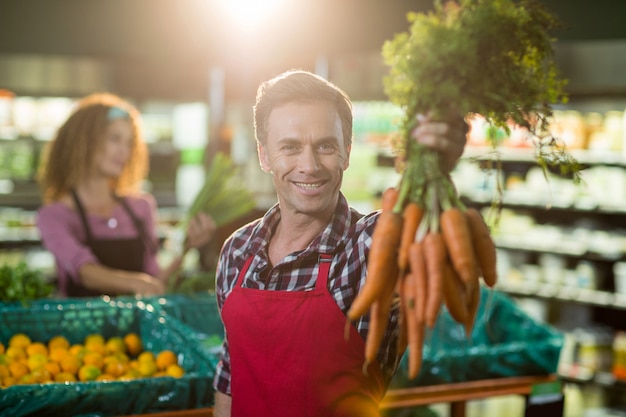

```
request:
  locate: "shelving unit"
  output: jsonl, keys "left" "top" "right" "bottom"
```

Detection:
{"left": 457, "top": 143, "right": 626, "bottom": 412}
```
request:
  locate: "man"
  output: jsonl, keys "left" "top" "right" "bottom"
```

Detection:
{"left": 213, "top": 69, "right": 466, "bottom": 416}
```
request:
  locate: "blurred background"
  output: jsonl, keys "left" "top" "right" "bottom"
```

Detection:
{"left": 2, "top": 3, "right": 626, "bottom": 414}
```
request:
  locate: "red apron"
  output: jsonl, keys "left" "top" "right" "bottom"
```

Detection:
{"left": 221, "top": 254, "right": 385, "bottom": 417}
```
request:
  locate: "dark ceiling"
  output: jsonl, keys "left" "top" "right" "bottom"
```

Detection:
{"left": 1, "top": 0, "right": 625, "bottom": 101}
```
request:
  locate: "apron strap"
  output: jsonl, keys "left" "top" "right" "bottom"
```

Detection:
{"left": 115, "top": 194, "right": 158, "bottom": 254}
{"left": 315, "top": 253, "right": 333, "bottom": 290}
{"left": 71, "top": 190, "right": 95, "bottom": 245}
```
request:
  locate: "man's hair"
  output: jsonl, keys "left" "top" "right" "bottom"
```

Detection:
{"left": 253, "top": 69, "right": 353, "bottom": 149}
{"left": 38, "top": 92, "right": 148, "bottom": 203}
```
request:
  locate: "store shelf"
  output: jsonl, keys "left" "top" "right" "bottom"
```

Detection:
{"left": 496, "top": 281, "right": 626, "bottom": 311}
{"left": 494, "top": 238, "right": 625, "bottom": 263}
{"left": 559, "top": 365, "right": 626, "bottom": 390}
{"left": 463, "top": 194, "right": 626, "bottom": 217}
{"left": 463, "top": 147, "right": 626, "bottom": 167}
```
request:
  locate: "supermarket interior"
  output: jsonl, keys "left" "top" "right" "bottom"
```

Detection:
{"left": 1, "top": 1, "right": 626, "bottom": 416}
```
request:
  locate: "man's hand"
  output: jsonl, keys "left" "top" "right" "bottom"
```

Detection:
{"left": 411, "top": 113, "right": 468, "bottom": 172}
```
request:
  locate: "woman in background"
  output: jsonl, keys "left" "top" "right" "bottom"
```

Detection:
{"left": 37, "top": 93, "right": 215, "bottom": 297}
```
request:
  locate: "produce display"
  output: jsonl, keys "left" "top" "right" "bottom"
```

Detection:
{"left": 348, "top": 0, "right": 576, "bottom": 379}
{"left": 0, "top": 332, "right": 185, "bottom": 388}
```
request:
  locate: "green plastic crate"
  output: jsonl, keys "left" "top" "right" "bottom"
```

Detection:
{"left": 390, "top": 287, "right": 564, "bottom": 388}
{"left": 145, "top": 293, "right": 224, "bottom": 362}
{"left": 0, "top": 297, "right": 216, "bottom": 417}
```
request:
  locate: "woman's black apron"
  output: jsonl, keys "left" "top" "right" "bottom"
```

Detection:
{"left": 68, "top": 190, "right": 155, "bottom": 297}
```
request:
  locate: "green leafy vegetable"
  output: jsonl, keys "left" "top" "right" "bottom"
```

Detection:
{"left": 382, "top": 0, "right": 581, "bottom": 213}
{"left": 181, "top": 152, "right": 257, "bottom": 229}
{"left": 0, "top": 262, "right": 54, "bottom": 305}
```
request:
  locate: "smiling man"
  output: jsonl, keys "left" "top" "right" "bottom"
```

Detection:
{"left": 212, "top": 70, "right": 466, "bottom": 417}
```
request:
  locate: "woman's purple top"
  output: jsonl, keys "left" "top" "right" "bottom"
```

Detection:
{"left": 36, "top": 193, "right": 161, "bottom": 296}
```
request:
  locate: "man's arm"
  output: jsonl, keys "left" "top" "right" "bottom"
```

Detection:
{"left": 213, "top": 391, "right": 232, "bottom": 417}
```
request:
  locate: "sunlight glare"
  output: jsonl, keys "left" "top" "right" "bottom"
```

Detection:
{"left": 218, "top": 0, "right": 285, "bottom": 28}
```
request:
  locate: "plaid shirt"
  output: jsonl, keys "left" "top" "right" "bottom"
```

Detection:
{"left": 213, "top": 193, "right": 402, "bottom": 395}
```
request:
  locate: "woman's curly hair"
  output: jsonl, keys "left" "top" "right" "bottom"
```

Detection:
{"left": 38, "top": 93, "right": 148, "bottom": 203}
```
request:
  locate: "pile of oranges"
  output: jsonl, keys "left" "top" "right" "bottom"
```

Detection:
{"left": 0, "top": 332, "right": 185, "bottom": 388}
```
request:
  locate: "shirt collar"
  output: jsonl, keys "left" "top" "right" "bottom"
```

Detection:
{"left": 238, "top": 193, "right": 358, "bottom": 263}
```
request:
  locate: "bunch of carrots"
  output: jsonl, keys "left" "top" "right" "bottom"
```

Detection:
{"left": 347, "top": 148, "right": 497, "bottom": 379}
{"left": 347, "top": 0, "right": 575, "bottom": 380}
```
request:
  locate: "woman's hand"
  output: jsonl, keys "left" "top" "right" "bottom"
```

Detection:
{"left": 131, "top": 273, "right": 167, "bottom": 296}
{"left": 411, "top": 113, "right": 468, "bottom": 172}
{"left": 184, "top": 212, "right": 217, "bottom": 252}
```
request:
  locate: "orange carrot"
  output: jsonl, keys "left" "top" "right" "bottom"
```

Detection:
{"left": 422, "top": 232, "right": 447, "bottom": 328}
{"left": 348, "top": 188, "right": 402, "bottom": 321}
{"left": 465, "top": 208, "right": 498, "bottom": 287}
{"left": 442, "top": 260, "right": 469, "bottom": 325}
{"left": 464, "top": 276, "right": 481, "bottom": 339}
{"left": 408, "top": 242, "right": 427, "bottom": 325}
{"left": 401, "top": 272, "right": 425, "bottom": 379}
{"left": 363, "top": 284, "right": 395, "bottom": 366}
{"left": 395, "top": 274, "right": 409, "bottom": 355}
{"left": 397, "top": 202, "right": 424, "bottom": 273}
{"left": 440, "top": 207, "right": 478, "bottom": 285}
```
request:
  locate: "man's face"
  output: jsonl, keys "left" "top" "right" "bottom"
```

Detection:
{"left": 259, "top": 101, "right": 350, "bottom": 220}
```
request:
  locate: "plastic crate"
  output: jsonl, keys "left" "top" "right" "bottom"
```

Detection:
{"left": 145, "top": 293, "right": 224, "bottom": 361}
{"left": 390, "top": 287, "right": 564, "bottom": 388}
{"left": 0, "top": 297, "right": 216, "bottom": 417}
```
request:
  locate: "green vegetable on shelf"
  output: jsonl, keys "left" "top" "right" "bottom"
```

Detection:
{"left": 181, "top": 152, "right": 257, "bottom": 231}
{"left": 0, "top": 262, "right": 54, "bottom": 305}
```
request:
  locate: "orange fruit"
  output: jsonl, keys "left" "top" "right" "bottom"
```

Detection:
{"left": 104, "top": 351, "right": 130, "bottom": 365}
{"left": 5, "top": 346, "right": 26, "bottom": 361}
{"left": 45, "top": 361, "right": 61, "bottom": 376}
{"left": 60, "top": 355, "right": 82, "bottom": 375}
{"left": 78, "top": 364, "right": 101, "bottom": 381}
{"left": 19, "top": 373, "right": 37, "bottom": 385}
{"left": 26, "top": 342, "right": 48, "bottom": 357}
{"left": 48, "top": 335, "right": 70, "bottom": 351}
{"left": 123, "top": 333, "right": 143, "bottom": 356}
{"left": 156, "top": 350, "right": 178, "bottom": 371}
{"left": 96, "top": 373, "right": 115, "bottom": 381}
{"left": 0, "top": 364, "right": 9, "bottom": 379}
{"left": 26, "top": 353, "right": 48, "bottom": 372}
{"left": 104, "top": 359, "right": 127, "bottom": 378}
{"left": 82, "top": 352, "right": 104, "bottom": 370}
{"left": 105, "top": 336, "right": 126, "bottom": 355}
{"left": 0, "top": 354, "right": 9, "bottom": 365}
{"left": 85, "top": 340, "right": 106, "bottom": 356}
{"left": 137, "top": 351, "right": 155, "bottom": 363}
{"left": 8, "top": 333, "right": 31, "bottom": 349}
{"left": 0, "top": 342, "right": 5, "bottom": 355}
{"left": 49, "top": 347, "right": 68, "bottom": 363}
{"left": 30, "top": 366, "right": 52, "bottom": 383}
{"left": 2, "top": 376, "right": 17, "bottom": 387}
{"left": 69, "top": 344, "right": 87, "bottom": 359}
{"left": 8, "top": 361, "right": 29, "bottom": 379}
{"left": 137, "top": 360, "right": 157, "bottom": 377}
{"left": 119, "top": 368, "right": 141, "bottom": 381}
{"left": 84, "top": 334, "right": 105, "bottom": 346}
{"left": 165, "top": 364, "right": 185, "bottom": 378}
{"left": 54, "top": 372, "right": 77, "bottom": 383}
